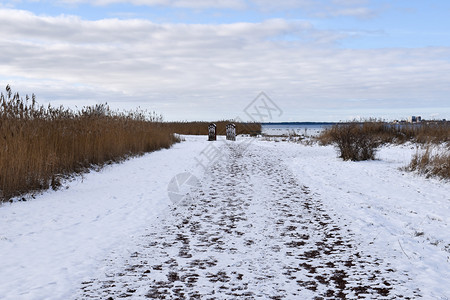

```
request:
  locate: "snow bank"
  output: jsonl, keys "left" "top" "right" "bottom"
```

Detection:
{"left": 257, "top": 140, "right": 450, "bottom": 299}
{"left": 0, "top": 136, "right": 207, "bottom": 300}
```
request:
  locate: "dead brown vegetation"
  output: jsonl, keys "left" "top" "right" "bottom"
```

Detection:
{"left": 319, "top": 122, "right": 381, "bottom": 161}
{"left": 406, "top": 147, "right": 450, "bottom": 180}
{"left": 0, "top": 86, "right": 262, "bottom": 202}
{"left": 318, "top": 120, "right": 449, "bottom": 178}
{"left": 0, "top": 86, "right": 178, "bottom": 201}
{"left": 319, "top": 120, "right": 449, "bottom": 147}
{"left": 162, "top": 121, "right": 261, "bottom": 136}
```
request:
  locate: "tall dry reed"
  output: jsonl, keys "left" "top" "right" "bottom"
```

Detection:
{"left": 162, "top": 121, "right": 261, "bottom": 136}
{"left": 0, "top": 86, "right": 178, "bottom": 201}
{"left": 1, "top": 86, "right": 262, "bottom": 201}
{"left": 318, "top": 120, "right": 450, "bottom": 146}
{"left": 318, "top": 120, "right": 449, "bottom": 177}
{"left": 322, "top": 122, "right": 380, "bottom": 161}
{"left": 406, "top": 146, "right": 450, "bottom": 180}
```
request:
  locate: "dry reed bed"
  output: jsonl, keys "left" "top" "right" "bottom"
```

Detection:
{"left": 318, "top": 121, "right": 450, "bottom": 179}
{"left": 318, "top": 121, "right": 449, "bottom": 146}
{"left": 0, "top": 86, "right": 178, "bottom": 201}
{"left": 0, "top": 86, "right": 262, "bottom": 201}
{"left": 162, "top": 121, "right": 261, "bottom": 136}
{"left": 406, "top": 146, "right": 450, "bottom": 179}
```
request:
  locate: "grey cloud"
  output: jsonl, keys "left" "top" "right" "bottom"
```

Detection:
{"left": 318, "top": 7, "right": 376, "bottom": 18}
{"left": 0, "top": 10, "right": 310, "bottom": 44}
{"left": 1, "top": 9, "right": 449, "bottom": 121}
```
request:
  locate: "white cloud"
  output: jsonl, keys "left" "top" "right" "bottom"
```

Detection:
{"left": 56, "top": 0, "right": 247, "bottom": 9}
{"left": 248, "top": 0, "right": 378, "bottom": 19}
{"left": 250, "top": 0, "right": 315, "bottom": 10}
{"left": 331, "top": 0, "right": 368, "bottom": 5}
{"left": 13, "top": 0, "right": 377, "bottom": 18}
{"left": 172, "top": 0, "right": 247, "bottom": 9}
{"left": 318, "top": 7, "right": 376, "bottom": 18}
{"left": 0, "top": 8, "right": 449, "bottom": 121}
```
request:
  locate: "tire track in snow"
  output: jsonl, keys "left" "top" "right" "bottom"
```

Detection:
{"left": 78, "top": 142, "right": 419, "bottom": 299}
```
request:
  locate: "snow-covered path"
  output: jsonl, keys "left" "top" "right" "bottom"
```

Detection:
{"left": 0, "top": 137, "right": 208, "bottom": 300}
{"left": 78, "top": 142, "right": 419, "bottom": 299}
{"left": 1, "top": 136, "right": 448, "bottom": 299}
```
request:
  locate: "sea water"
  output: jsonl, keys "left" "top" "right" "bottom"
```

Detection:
{"left": 261, "top": 123, "right": 333, "bottom": 136}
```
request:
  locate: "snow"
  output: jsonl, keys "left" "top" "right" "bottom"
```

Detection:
{"left": 256, "top": 139, "right": 450, "bottom": 299}
{"left": 1, "top": 136, "right": 449, "bottom": 299}
{"left": 0, "top": 136, "right": 207, "bottom": 300}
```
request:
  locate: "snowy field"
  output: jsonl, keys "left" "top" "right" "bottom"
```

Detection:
{"left": 0, "top": 135, "right": 449, "bottom": 299}
{"left": 257, "top": 139, "right": 450, "bottom": 299}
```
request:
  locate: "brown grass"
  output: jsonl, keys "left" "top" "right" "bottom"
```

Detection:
{"left": 1, "top": 86, "right": 262, "bottom": 202}
{"left": 318, "top": 120, "right": 450, "bottom": 146}
{"left": 319, "top": 122, "right": 381, "bottom": 161}
{"left": 318, "top": 120, "right": 449, "bottom": 177}
{"left": 0, "top": 86, "right": 178, "bottom": 201}
{"left": 406, "top": 147, "right": 450, "bottom": 180}
{"left": 162, "top": 121, "right": 261, "bottom": 136}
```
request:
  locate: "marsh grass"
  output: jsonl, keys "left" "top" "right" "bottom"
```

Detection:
{"left": 0, "top": 86, "right": 178, "bottom": 201}
{"left": 319, "top": 120, "right": 449, "bottom": 146}
{"left": 162, "top": 121, "right": 261, "bottom": 136}
{"left": 0, "top": 86, "right": 262, "bottom": 201}
{"left": 406, "top": 146, "right": 450, "bottom": 180}
{"left": 318, "top": 120, "right": 449, "bottom": 178}
{"left": 318, "top": 122, "right": 381, "bottom": 161}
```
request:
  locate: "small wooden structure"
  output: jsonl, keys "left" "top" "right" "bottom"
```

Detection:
{"left": 208, "top": 123, "right": 217, "bottom": 141}
{"left": 226, "top": 123, "right": 236, "bottom": 141}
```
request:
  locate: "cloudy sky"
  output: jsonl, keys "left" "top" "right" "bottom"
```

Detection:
{"left": 1, "top": 0, "right": 449, "bottom": 121}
